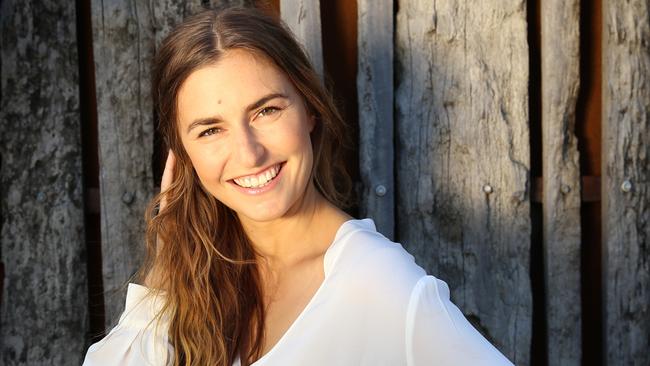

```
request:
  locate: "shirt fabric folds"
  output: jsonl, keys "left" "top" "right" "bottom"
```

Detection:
{"left": 83, "top": 218, "right": 514, "bottom": 366}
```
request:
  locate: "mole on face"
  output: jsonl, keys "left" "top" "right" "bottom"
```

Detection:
{"left": 217, "top": 99, "right": 222, "bottom": 104}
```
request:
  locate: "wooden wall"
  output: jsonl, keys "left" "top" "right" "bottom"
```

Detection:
{"left": 0, "top": 1, "right": 88, "bottom": 365}
{"left": 0, "top": 0, "right": 648, "bottom": 365}
{"left": 540, "top": 1, "right": 582, "bottom": 364}
{"left": 602, "top": 1, "right": 650, "bottom": 364}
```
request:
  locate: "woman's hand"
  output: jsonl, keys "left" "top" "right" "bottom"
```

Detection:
{"left": 159, "top": 149, "right": 176, "bottom": 216}
{"left": 144, "top": 150, "right": 176, "bottom": 288}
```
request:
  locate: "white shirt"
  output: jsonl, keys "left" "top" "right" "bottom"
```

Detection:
{"left": 83, "top": 218, "right": 514, "bottom": 365}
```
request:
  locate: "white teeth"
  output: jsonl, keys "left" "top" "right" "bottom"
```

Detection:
{"left": 233, "top": 163, "right": 281, "bottom": 188}
{"left": 258, "top": 175, "right": 269, "bottom": 185}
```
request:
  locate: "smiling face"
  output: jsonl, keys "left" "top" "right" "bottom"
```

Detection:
{"left": 176, "top": 49, "right": 316, "bottom": 224}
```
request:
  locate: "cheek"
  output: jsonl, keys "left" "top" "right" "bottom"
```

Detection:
{"left": 280, "top": 118, "right": 314, "bottom": 152}
{"left": 184, "top": 143, "right": 227, "bottom": 186}
{"left": 269, "top": 128, "right": 312, "bottom": 162}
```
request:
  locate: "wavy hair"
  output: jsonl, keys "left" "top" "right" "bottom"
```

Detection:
{"left": 135, "top": 6, "right": 351, "bottom": 366}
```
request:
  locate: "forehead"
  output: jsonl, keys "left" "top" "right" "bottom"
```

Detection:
{"left": 176, "top": 49, "right": 296, "bottom": 125}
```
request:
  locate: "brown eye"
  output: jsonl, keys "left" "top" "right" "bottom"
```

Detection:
{"left": 199, "top": 127, "right": 222, "bottom": 137}
{"left": 257, "top": 106, "right": 281, "bottom": 118}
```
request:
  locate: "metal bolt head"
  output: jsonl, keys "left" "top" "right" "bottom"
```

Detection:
{"left": 561, "top": 184, "right": 571, "bottom": 194}
{"left": 122, "top": 191, "right": 135, "bottom": 204}
{"left": 375, "top": 184, "right": 387, "bottom": 197}
{"left": 483, "top": 184, "right": 493, "bottom": 194}
{"left": 621, "top": 180, "right": 633, "bottom": 193}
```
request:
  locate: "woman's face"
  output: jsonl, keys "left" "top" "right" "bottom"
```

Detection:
{"left": 176, "top": 49, "right": 316, "bottom": 223}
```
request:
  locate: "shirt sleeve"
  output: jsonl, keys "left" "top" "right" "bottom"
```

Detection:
{"left": 405, "top": 275, "right": 514, "bottom": 366}
{"left": 82, "top": 283, "right": 173, "bottom": 366}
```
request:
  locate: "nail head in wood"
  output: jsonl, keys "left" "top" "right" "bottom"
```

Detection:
{"left": 375, "top": 184, "right": 387, "bottom": 197}
{"left": 121, "top": 191, "right": 135, "bottom": 204}
{"left": 483, "top": 184, "right": 493, "bottom": 194}
{"left": 620, "top": 180, "right": 632, "bottom": 193}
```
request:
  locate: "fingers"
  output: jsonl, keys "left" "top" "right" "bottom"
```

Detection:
{"left": 160, "top": 150, "right": 176, "bottom": 211}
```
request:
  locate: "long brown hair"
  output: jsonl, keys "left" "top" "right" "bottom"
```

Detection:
{"left": 136, "top": 6, "right": 351, "bottom": 366}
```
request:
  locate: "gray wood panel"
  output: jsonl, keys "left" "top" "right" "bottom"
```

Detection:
{"left": 395, "top": 1, "right": 532, "bottom": 364}
{"left": 0, "top": 1, "right": 88, "bottom": 364}
{"left": 92, "top": 0, "right": 161, "bottom": 329}
{"left": 280, "top": 0, "right": 323, "bottom": 79}
{"left": 357, "top": 0, "right": 394, "bottom": 239}
{"left": 540, "top": 1, "right": 582, "bottom": 364}
{"left": 92, "top": 0, "right": 253, "bottom": 329}
{"left": 603, "top": 1, "right": 650, "bottom": 365}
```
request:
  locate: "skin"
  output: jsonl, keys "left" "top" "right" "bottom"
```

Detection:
{"left": 168, "top": 49, "right": 350, "bottom": 358}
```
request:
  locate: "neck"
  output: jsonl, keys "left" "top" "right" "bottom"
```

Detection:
{"left": 237, "top": 183, "right": 349, "bottom": 269}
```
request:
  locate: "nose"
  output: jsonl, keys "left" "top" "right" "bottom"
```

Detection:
{"left": 232, "top": 125, "right": 265, "bottom": 168}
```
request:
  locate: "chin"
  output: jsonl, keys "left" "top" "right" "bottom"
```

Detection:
{"left": 236, "top": 205, "right": 289, "bottom": 223}
{"left": 232, "top": 190, "right": 310, "bottom": 223}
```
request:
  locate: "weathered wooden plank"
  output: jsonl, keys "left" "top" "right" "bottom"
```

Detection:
{"left": 92, "top": 0, "right": 254, "bottom": 329}
{"left": 280, "top": 0, "right": 323, "bottom": 78}
{"left": 395, "top": 1, "right": 531, "bottom": 364}
{"left": 603, "top": 1, "right": 650, "bottom": 365}
{"left": 357, "top": 0, "right": 394, "bottom": 239}
{"left": 0, "top": 1, "right": 88, "bottom": 365}
{"left": 92, "top": 0, "right": 160, "bottom": 329}
{"left": 540, "top": 1, "right": 582, "bottom": 364}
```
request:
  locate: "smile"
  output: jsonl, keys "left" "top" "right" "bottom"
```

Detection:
{"left": 232, "top": 162, "right": 284, "bottom": 188}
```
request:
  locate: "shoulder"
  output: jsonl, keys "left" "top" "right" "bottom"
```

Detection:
{"left": 328, "top": 219, "right": 427, "bottom": 302}
{"left": 83, "top": 284, "right": 173, "bottom": 365}
{"left": 331, "top": 218, "right": 427, "bottom": 278}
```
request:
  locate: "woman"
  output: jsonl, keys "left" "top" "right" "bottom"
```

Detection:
{"left": 83, "top": 6, "right": 514, "bottom": 366}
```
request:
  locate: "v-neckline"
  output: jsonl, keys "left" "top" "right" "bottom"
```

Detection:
{"left": 237, "top": 218, "right": 375, "bottom": 366}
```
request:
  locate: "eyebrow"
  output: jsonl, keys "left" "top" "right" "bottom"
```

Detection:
{"left": 185, "top": 92, "right": 289, "bottom": 134}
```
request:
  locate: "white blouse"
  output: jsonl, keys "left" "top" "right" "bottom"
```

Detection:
{"left": 83, "top": 218, "right": 514, "bottom": 366}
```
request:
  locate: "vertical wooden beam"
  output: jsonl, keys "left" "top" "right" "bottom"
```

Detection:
{"left": 92, "top": 0, "right": 158, "bottom": 329}
{"left": 395, "top": 1, "right": 532, "bottom": 364}
{"left": 280, "top": 0, "right": 323, "bottom": 79}
{"left": 0, "top": 1, "right": 88, "bottom": 364}
{"left": 357, "top": 0, "right": 394, "bottom": 238}
{"left": 540, "top": 1, "right": 582, "bottom": 364}
{"left": 603, "top": 1, "right": 650, "bottom": 365}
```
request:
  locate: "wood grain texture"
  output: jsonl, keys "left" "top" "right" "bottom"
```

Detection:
{"left": 280, "top": 0, "right": 323, "bottom": 79}
{"left": 603, "top": 1, "right": 650, "bottom": 364}
{"left": 395, "top": 1, "right": 531, "bottom": 364}
{"left": 357, "top": 0, "right": 394, "bottom": 239}
{"left": 92, "top": 0, "right": 254, "bottom": 329}
{"left": 540, "top": 1, "right": 582, "bottom": 364}
{"left": 0, "top": 1, "right": 88, "bottom": 364}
